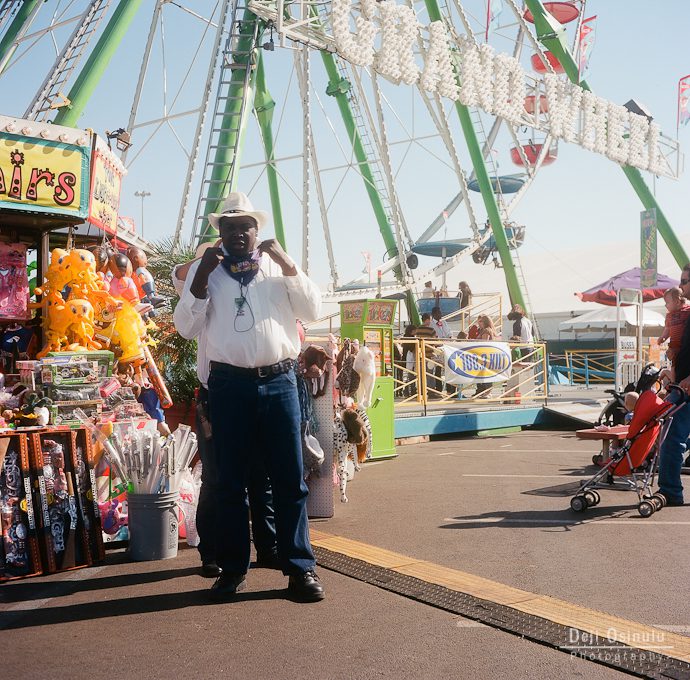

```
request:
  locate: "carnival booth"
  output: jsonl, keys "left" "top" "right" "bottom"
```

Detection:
{"left": 0, "top": 116, "right": 192, "bottom": 581}
{"left": 339, "top": 299, "right": 397, "bottom": 459}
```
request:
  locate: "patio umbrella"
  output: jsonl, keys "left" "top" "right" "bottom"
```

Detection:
{"left": 575, "top": 267, "right": 679, "bottom": 305}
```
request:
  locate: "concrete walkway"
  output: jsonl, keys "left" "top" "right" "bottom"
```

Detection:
{"left": 2, "top": 428, "right": 688, "bottom": 679}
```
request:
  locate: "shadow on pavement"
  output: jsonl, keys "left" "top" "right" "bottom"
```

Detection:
{"left": 440, "top": 505, "right": 632, "bottom": 531}
{"left": 0, "top": 588, "right": 287, "bottom": 630}
{"left": 0, "top": 566, "right": 201, "bottom": 603}
{"left": 521, "top": 481, "right": 586, "bottom": 497}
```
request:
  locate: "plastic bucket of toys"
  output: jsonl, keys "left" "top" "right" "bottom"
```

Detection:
{"left": 127, "top": 491, "right": 180, "bottom": 561}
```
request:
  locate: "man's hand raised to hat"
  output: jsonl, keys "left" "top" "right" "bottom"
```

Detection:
{"left": 259, "top": 239, "right": 297, "bottom": 276}
{"left": 190, "top": 247, "right": 223, "bottom": 298}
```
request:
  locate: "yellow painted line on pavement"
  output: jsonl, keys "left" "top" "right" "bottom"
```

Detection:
{"left": 310, "top": 529, "right": 690, "bottom": 663}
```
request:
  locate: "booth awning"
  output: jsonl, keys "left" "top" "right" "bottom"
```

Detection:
{"left": 559, "top": 306, "right": 666, "bottom": 334}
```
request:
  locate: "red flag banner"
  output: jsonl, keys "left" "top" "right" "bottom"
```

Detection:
{"left": 578, "top": 15, "right": 597, "bottom": 79}
{"left": 485, "top": 0, "right": 504, "bottom": 41}
{"left": 678, "top": 75, "right": 690, "bottom": 129}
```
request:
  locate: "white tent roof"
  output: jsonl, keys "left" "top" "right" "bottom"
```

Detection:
{"left": 559, "top": 306, "right": 666, "bottom": 334}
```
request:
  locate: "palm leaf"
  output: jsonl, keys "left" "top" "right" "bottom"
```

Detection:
{"left": 147, "top": 239, "right": 199, "bottom": 404}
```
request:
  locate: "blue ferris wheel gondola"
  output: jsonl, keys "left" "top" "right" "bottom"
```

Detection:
{"left": 467, "top": 175, "right": 526, "bottom": 194}
{"left": 410, "top": 240, "right": 469, "bottom": 258}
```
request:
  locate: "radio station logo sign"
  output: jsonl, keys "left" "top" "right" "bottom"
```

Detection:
{"left": 443, "top": 342, "right": 512, "bottom": 385}
{"left": 0, "top": 133, "right": 89, "bottom": 217}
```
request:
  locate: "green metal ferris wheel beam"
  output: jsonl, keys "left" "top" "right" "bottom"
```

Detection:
{"left": 319, "top": 50, "right": 420, "bottom": 324}
{"left": 0, "top": 0, "right": 43, "bottom": 75}
{"left": 523, "top": 0, "right": 690, "bottom": 268}
{"left": 198, "top": 10, "right": 262, "bottom": 243}
{"left": 422, "top": 0, "right": 527, "bottom": 310}
{"left": 53, "top": 0, "right": 144, "bottom": 127}
{"left": 318, "top": 53, "right": 398, "bottom": 269}
{"left": 254, "top": 51, "right": 287, "bottom": 250}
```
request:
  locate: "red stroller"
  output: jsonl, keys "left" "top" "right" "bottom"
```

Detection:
{"left": 570, "top": 385, "right": 686, "bottom": 517}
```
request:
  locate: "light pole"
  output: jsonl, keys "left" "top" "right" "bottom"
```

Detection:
{"left": 134, "top": 190, "right": 151, "bottom": 238}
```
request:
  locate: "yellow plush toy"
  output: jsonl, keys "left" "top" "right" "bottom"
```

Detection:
{"left": 66, "top": 249, "right": 102, "bottom": 298}
{"left": 91, "top": 291, "right": 147, "bottom": 363}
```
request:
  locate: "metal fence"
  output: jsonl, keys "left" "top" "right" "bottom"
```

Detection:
{"left": 441, "top": 293, "right": 503, "bottom": 336}
{"left": 393, "top": 339, "right": 548, "bottom": 410}
{"left": 548, "top": 350, "right": 616, "bottom": 387}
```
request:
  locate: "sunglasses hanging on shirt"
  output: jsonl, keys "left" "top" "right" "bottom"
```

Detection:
{"left": 233, "top": 283, "right": 255, "bottom": 332}
{"left": 220, "top": 250, "right": 260, "bottom": 332}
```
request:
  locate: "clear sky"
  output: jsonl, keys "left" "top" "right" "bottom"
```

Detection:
{"left": 1, "top": 0, "right": 689, "bottom": 314}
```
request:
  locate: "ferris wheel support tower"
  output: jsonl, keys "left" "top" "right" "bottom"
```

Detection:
{"left": 524, "top": 0, "right": 689, "bottom": 267}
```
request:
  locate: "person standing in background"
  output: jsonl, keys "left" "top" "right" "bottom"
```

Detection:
{"left": 507, "top": 303, "right": 533, "bottom": 358}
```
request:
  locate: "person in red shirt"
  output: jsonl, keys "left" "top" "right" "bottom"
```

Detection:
{"left": 658, "top": 287, "right": 690, "bottom": 364}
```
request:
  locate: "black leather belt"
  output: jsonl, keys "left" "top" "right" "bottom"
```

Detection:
{"left": 209, "top": 359, "right": 295, "bottom": 379}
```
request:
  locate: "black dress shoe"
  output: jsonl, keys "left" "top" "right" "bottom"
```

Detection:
{"left": 210, "top": 574, "right": 247, "bottom": 601}
{"left": 287, "top": 570, "right": 325, "bottom": 602}
{"left": 200, "top": 562, "right": 222, "bottom": 578}
{"left": 255, "top": 551, "right": 281, "bottom": 570}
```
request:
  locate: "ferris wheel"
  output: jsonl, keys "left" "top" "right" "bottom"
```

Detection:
{"left": 0, "top": 0, "right": 683, "bottom": 325}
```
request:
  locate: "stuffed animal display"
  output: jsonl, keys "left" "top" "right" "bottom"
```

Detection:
{"left": 299, "top": 344, "right": 331, "bottom": 397}
{"left": 353, "top": 345, "right": 376, "bottom": 408}
{"left": 333, "top": 407, "right": 371, "bottom": 503}
{"left": 335, "top": 339, "right": 360, "bottom": 398}
{"left": 34, "top": 247, "right": 151, "bottom": 365}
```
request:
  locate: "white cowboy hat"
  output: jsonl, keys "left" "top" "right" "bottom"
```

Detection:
{"left": 207, "top": 192, "right": 269, "bottom": 230}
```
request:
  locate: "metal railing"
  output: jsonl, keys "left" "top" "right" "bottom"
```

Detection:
{"left": 440, "top": 292, "right": 502, "bottom": 335}
{"left": 549, "top": 350, "right": 616, "bottom": 387}
{"left": 392, "top": 338, "right": 547, "bottom": 409}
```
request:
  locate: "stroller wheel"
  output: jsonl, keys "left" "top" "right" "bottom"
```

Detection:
{"left": 649, "top": 496, "right": 664, "bottom": 511}
{"left": 570, "top": 496, "right": 587, "bottom": 512}
{"left": 652, "top": 493, "right": 667, "bottom": 508}
{"left": 584, "top": 491, "right": 598, "bottom": 507}
{"left": 589, "top": 490, "right": 601, "bottom": 506}
{"left": 638, "top": 500, "right": 655, "bottom": 518}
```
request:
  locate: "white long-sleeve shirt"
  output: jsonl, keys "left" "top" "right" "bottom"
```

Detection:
{"left": 173, "top": 255, "right": 321, "bottom": 369}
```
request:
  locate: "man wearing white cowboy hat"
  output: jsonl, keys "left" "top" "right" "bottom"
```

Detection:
{"left": 174, "top": 191, "right": 325, "bottom": 602}
{"left": 172, "top": 239, "right": 279, "bottom": 580}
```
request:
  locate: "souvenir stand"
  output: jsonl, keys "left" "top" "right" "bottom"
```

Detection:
{"left": 339, "top": 299, "right": 397, "bottom": 459}
{"left": 0, "top": 115, "right": 177, "bottom": 580}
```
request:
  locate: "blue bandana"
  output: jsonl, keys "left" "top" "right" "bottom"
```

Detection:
{"left": 220, "top": 249, "right": 261, "bottom": 287}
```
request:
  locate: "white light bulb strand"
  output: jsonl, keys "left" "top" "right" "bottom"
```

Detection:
{"left": 606, "top": 103, "right": 630, "bottom": 165}
{"left": 398, "top": 5, "right": 420, "bottom": 85}
{"left": 375, "top": 1, "right": 403, "bottom": 83}
{"left": 420, "top": 22, "right": 459, "bottom": 100}
{"left": 627, "top": 112, "right": 649, "bottom": 169}
{"left": 331, "top": 0, "right": 378, "bottom": 67}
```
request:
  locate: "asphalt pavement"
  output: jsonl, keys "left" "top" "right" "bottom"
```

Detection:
{"left": 2, "top": 428, "right": 688, "bottom": 679}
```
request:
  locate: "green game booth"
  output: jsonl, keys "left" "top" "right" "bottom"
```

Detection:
{"left": 339, "top": 299, "right": 397, "bottom": 459}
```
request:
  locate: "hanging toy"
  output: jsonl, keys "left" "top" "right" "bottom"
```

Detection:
{"left": 65, "top": 249, "right": 102, "bottom": 299}
{"left": 107, "top": 253, "right": 140, "bottom": 306}
{"left": 127, "top": 247, "right": 165, "bottom": 311}
{"left": 36, "top": 298, "right": 101, "bottom": 358}
{"left": 64, "top": 298, "right": 101, "bottom": 351}
{"left": 90, "top": 245, "right": 112, "bottom": 291}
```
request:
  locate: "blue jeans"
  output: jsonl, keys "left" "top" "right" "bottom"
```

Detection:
{"left": 658, "top": 390, "right": 689, "bottom": 502}
{"left": 208, "top": 367, "right": 315, "bottom": 576}
{"left": 195, "top": 386, "right": 277, "bottom": 565}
